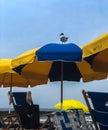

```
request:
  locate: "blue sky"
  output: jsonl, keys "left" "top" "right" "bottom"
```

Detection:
{"left": 0, "top": 0, "right": 108, "bottom": 108}
{"left": 0, "top": 0, "right": 108, "bottom": 58}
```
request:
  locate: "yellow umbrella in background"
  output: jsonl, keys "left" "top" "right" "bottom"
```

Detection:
{"left": 54, "top": 99, "right": 89, "bottom": 113}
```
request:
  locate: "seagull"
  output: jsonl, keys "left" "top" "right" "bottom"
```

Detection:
{"left": 60, "top": 33, "right": 68, "bottom": 43}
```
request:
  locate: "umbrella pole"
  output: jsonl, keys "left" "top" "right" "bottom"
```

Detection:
{"left": 60, "top": 61, "right": 64, "bottom": 110}
{"left": 10, "top": 73, "right": 12, "bottom": 93}
{"left": 9, "top": 73, "right": 13, "bottom": 113}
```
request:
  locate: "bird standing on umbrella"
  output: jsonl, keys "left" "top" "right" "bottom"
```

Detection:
{"left": 60, "top": 33, "right": 68, "bottom": 43}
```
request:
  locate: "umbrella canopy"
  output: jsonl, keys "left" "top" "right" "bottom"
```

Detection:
{"left": 36, "top": 43, "right": 82, "bottom": 107}
{"left": 0, "top": 59, "right": 45, "bottom": 91}
{"left": 12, "top": 46, "right": 83, "bottom": 82}
{"left": 54, "top": 99, "right": 89, "bottom": 113}
{"left": 83, "top": 32, "right": 108, "bottom": 73}
{"left": 12, "top": 43, "right": 108, "bottom": 109}
{"left": 12, "top": 47, "right": 107, "bottom": 83}
{"left": 12, "top": 44, "right": 84, "bottom": 109}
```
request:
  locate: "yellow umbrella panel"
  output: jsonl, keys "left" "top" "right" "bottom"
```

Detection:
{"left": 83, "top": 32, "right": 108, "bottom": 73}
{"left": 76, "top": 60, "right": 107, "bottom": 82}
{"left": 54, "top": 99, "right": 89, "bottom": 113}
{"left": 12, "top": 48, "right": 52, "bottom": 86}
{"left": 83, "top": 32, "right": 108, "bottom": 57}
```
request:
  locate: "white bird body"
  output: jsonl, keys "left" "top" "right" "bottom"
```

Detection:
{"left": 60, "top": 33, "right": 68, "bottom": 43}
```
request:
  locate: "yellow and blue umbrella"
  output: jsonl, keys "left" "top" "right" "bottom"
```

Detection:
{"left": 12, "top": 43, "right": 83, "bottom": 108}
{"left": 12, "top": 45, "right": 83, "bottom": 83}
{"left": 12, "top": 41, "right": 108, "bottom": 108}
{"left": 12, "top": 47, "right": 107, "bottom": 83}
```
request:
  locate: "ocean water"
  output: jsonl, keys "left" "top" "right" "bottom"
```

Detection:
{"left": 0, "top": 79, "right": 108, "bottom": 109}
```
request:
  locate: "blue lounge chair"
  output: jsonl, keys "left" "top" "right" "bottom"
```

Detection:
{"left": 12, "top": 92, "right": 27, "bottom": 106}
{"left": 8, "top": 91, "right": 27, "bottom": 130}
{"left": 82, "top": 90, "right": 108, "bottom": 130}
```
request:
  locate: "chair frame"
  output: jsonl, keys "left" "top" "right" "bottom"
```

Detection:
{"left": 9, "top": 92, "right": 24, "bottom": 129}
{"left": 0, "top": 112, "right": 20, "bottom": 130}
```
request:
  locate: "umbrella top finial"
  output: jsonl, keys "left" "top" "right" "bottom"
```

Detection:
{"left": 60, "top": 33, "right": 68, "bottom": 43}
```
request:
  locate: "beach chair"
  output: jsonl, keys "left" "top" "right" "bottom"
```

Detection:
{"left": 51, "top": 109, "right": 91, "bottom": 130}
{"left": 7, "top": 92, "right": 28, "bottom": 130}
{"left": 9, "top": 92, "right": 51, "bottom": 130}
{"left": 82, "top": 90, "right": 108, "bottom": 130}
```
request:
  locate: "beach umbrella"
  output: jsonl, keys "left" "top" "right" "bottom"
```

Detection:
{"left": 12, "top": 48, "right": 107, "bottom": 83}
{"left": 35, "top": 42, "right": 108, "bottom": 107}
{"left": 36, "top": 43, "right": 82, "bottom": 108}
{"left": 12, "top": 44, "right": 108, "bottom": 109}
{"left": 0, "top": 59, "right": 46, "bottom": 92}
{"left": 12, "top": 47, "right": 84, "bottom": 83}
{"left": 83, "top": 32, "right": 108, "bottom": 73}
{"left": 12, "top": 43, "right": 84, "bottom": 109}
{"left": 54, "top": 99, "right": 89, "bottom": 112}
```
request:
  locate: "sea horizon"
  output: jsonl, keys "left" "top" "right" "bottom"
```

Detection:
{"left": 0, "top": 79, "right": 108, "bottom": 109}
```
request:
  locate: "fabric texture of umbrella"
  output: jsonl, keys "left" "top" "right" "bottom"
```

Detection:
{"left": 12, "top": 46, "right": 84, "bottom": 82}
{"left": 0, "top": 59, "right": 44, "bottom": 91}
{"left": 54, "top": 99, "right": 89, "bottom": 113}
{"left": 36, "top": 43, "right": 82, "bottom": 107}
{"left": 76, "top": 60, "right": 108, "bottom": 82}
{"left": 83, "top": 32, "right": 108, "bottom": 73}
{"left": 12, "top": 47, "right": 107, "bottom": 83}
{"left": 12, "top": 48, "right": 52, "bottom": 86}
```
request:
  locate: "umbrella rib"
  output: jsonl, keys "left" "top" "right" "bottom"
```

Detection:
{"left": 10, "top": 73, "right": 12, "bottom": 92}
{"left": 2, "top": 73, "right": 7, "bottom": 87}
{"left": 27, "top": 80, "right": 31, "bottom": 87}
